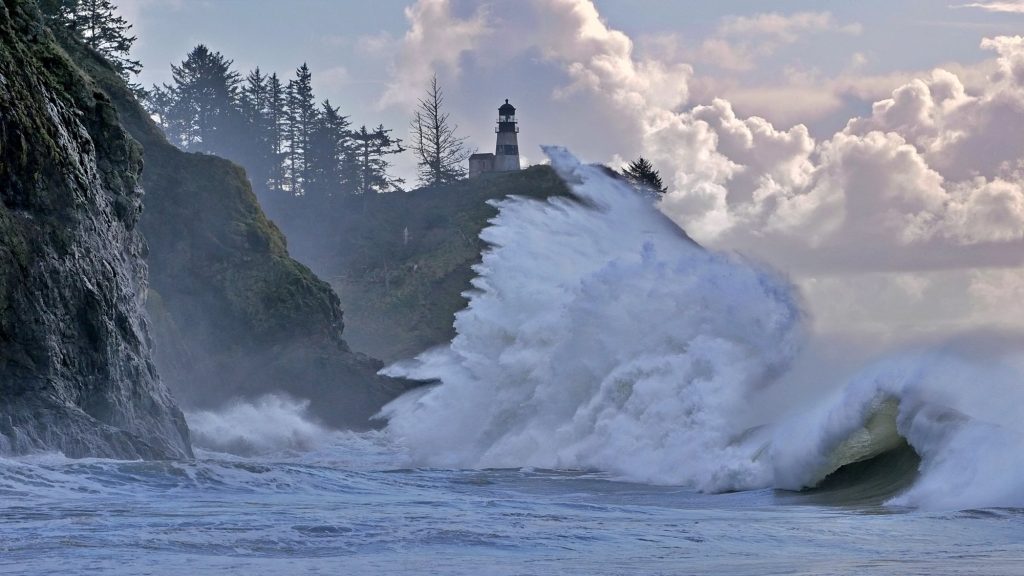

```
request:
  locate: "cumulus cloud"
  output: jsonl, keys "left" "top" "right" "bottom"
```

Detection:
{"left": 652, "top": 35, "right": 1024, "bottom": 271}
{"left": 700, "top": 60, "right": 999, "bottom": 130}
{"left": 380, "top": 0, "right": 491, "bottom": 107}
{"left": 377, "top": 0, "right": 694, "bottom": 173}
{"left": 380, "top": 0, "right": 692, "bottom": 116}
{"left": 382, "top": 1, "right": 1024, "bottom": 275}
{"left": 382, "top": 2, "right": 877, "bottom": 135}
{"left": 536, "top": 0, "right": 692, "bottom": 112}
{"left": 368, "top": 0, "right": 1024, "bottom": 352}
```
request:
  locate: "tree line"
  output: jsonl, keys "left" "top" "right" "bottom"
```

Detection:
{"left": 141, "top": 44, "right": 666, "bottom": 199}
{"left": 38, "top": 0, "right": 474, "bottom": 199}
{"left": 40, "top": 0, "right": 670, "bottom": 199}
{"left": 145, "top": 46, "right": 407, "bottom": 199}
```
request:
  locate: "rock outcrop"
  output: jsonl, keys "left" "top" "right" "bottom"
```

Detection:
{"left": 265, "top": 166, "right": 571, "bottom": 361}
{"left": 55, "top": 16, "right": 409, "bottom": 429}
{"left": 0, "top": 0, "right": 190, "bottom": 458}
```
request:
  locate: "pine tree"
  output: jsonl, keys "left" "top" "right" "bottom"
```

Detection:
{"left": 238, "top": 68, "right": 275, "bottom": 193}
{"left": 306, "top": 100, "right": 353, "bottom": 199}
{"left": 141, "top": 51, "right": 406, "bottom": 200}
{"left": 155, "top": 45, "right": 241, "bottom": 155}
{"left": 622, "top": 157, "right": 668, "bottom": 194}
{"left": 239, "top": 68, "right": 269, "bottom": 128}
{"left": 285, "top": 63, "right": 317, "bottom": 195}
{"left": 41, "top": 0, "right": 143, "bottom": 91}
{"left": 409, "top": 75, "right": 470, "bottom": 186}
{"left": 38, "top": 0, "right": 71, "bottom": 15}
{"left": 38, "top": 0, "right": 77, "bottom": 24}
{"left": 145, "top": 84, "right": 174, "bottom": 132}
{"left": 266, "top": 73, "right": 288, "bottom": 194}
{"left": 146, "top": 83, "right": 195, "bottom": 148}
{"left": 352, "top": 124, "right": 405, "bottom": 194}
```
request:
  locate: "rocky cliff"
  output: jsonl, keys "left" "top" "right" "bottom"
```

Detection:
{"left": 265, "top": 167, "right": 571, "bottom": 361}
{"left": 0, "top": 0, "right": 190, "bottom": 458}
{"left": 54, "top": 16, "right": 409, "bottom": 429}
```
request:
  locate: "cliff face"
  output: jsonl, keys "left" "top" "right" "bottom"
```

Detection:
{"left": 57, "top": 21, "right": 408, "bottom": 429}
{"left": 0, "top": 0, "right": 190, "bottom": 458}
{"left": 265, "top": 167, "right": 571, "bottom": 362}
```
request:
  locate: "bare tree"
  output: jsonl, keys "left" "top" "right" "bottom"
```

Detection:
{"left": 410, "top": 75, "right": 471, "bottom": 186}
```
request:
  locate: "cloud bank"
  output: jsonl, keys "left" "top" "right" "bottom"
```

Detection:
{"left": 382, "top": 0, "right": 1024, "bottom": 335}
{"left": 644, "top": 36, "right": 1024, "bottom": 274}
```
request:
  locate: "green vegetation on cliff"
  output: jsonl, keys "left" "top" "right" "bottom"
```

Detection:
{"left": 265, "top": 166, "right": 571, "bottom": 361}
{"left": 54, "top": 18, "right": 408, "bottom": 429}
{"left": 0, "top": 0, "right": 190, "bottom": 458}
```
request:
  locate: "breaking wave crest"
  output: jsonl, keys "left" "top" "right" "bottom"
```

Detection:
{"left": 187, "top": 395, "right": 340, "bottom": 456}
{"left": 775, "top": 338, "right": 1024, "bottom": 509}
{"left": 382, "top": 147, "right": 1024, "bottom": 510}
{"left": 384, "top": 147, "right": 804, "bottom": 492}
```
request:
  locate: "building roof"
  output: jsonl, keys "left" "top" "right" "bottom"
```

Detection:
{"left": 498, "top": 98, "right": 516, "bottom": 114}
{"left": 470, "top": 152, "right": 495, "bottom": 160}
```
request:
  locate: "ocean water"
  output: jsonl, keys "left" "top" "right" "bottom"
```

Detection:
{"left": 5, "top": 147, "right": 1024, "bottom": 574}
{"left": 2, "top": 434, "right": 1024, "bottom": 576}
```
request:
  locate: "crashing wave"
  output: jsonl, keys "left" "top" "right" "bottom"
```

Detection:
{"left": 383, "top": 147, "right": 803, "bottom": 492}
{"left": 776, "top": 341, "right": 1024, "bottom": 509}
{"left": 382, "top": 147, "right": 1024, "bottom": 510}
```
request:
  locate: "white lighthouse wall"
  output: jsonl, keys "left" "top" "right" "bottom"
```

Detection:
{"left": 494, "top": 131, "right": 521, "bottom": 172}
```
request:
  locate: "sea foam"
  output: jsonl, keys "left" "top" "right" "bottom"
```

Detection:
{"left": 383, "top": 147, "right": 804, "bottom": 492}
{"left": 383, "top": 147, "right": 1024, "bottom": 510}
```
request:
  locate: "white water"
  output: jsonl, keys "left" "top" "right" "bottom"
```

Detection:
{"left": 772, "top": 335, "right": 1024, "bottom": 509}
{"left": 383, "top": 147, "right": 1024, "bottom": 510}
{"left": 187, "top": 394, "right": 339, "bottom": 456}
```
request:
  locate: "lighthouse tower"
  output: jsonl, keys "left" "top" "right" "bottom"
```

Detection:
{"left": 494, "top": 99, "right": 521, "bottom": 172}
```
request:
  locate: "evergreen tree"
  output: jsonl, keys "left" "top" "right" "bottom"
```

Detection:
{"left": 142, "top": 51, "right": 406, "bottom": 201}
{"left": 266, "top": 73, "right": 288, "bottom": 194}
{"left": 352, "top": 124, "right": 405, "bottom": 194}
{"left": 145, "top": 84, "right": 174, "bottom": 132}
{"left": 41, "top": 0, "right": 143, "bottom": 92}
{"left": 409, "top": 75, "right": 470, "bottom": 186}
{"left": 146, "top": 83, "right": 195, "bottom": 147}
{"left": 155, "top": 45, "right": 241, "bottom": 155}
{"left": 238, "top": 67, "right": 275, "bottom": 192}
{"left": 306, "top": 100, "right": 353, "bottom": 199}
{"left": 239, "top": 68, "right": 269, "bottom": 128}
{"left": 285, "top": 63, "right": 317, "bottom": 195}
{"left": 38, "top": 0, "right": 77, "bottom": 23}
{"left": 622, "top": 157, "right": 668, "bottom": 194}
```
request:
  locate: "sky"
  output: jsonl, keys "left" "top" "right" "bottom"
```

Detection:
{"left": 120, "top": 0, "right": 1024, "bottom": 344}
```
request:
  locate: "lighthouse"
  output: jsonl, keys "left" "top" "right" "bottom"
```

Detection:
{"left": 494, "top": 99, "right": 521, "bottom": 171}
{"left": 469, "top": 99, "right": 522, "bottom": 177}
